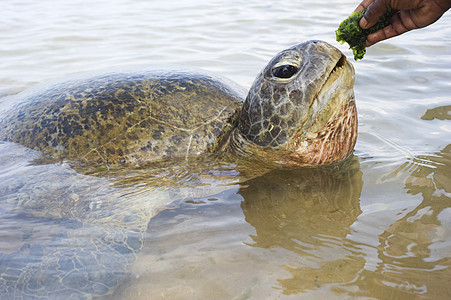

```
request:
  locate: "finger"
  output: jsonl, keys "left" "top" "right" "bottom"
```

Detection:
{"left": 365, "top": 13, "right": 413, "bottom": 46}
{"left": 360, "top": 0, "right": 390, "bottom": 29}
{"left": 354, "top": 0, "right": 375, "bottom": 12}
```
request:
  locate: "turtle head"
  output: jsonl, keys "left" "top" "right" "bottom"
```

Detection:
{"left": 231, "top": 40, "right": 357, "bottom": 166}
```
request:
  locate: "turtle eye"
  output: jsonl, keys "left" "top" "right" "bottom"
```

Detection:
{"left": 272, "top": 65, "right": 299, "bottom": 79}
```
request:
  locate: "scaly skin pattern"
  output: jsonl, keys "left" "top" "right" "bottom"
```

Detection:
{"left": 229, "top": 40, "right": 357, "bottom": 166}
{"left": 289, "top": 99, "right": 357, "bottom": 165}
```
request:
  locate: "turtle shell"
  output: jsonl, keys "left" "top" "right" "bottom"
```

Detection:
{"left": 0, "top": 69, "right": 244, "bottom": 166}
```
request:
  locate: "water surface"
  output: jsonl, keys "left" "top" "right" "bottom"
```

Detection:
{"left": 0, "top": 0, "right": 450, "bottom": 299}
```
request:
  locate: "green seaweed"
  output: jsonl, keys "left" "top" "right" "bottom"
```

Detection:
{"left": 336, "top": 9, "right": 392, "bottom": 60}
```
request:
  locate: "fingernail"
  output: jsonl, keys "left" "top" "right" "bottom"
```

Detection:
{"left": 360, "top": 17, "right": 369, "bottom": 29}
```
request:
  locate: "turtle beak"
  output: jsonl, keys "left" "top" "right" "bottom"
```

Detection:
{"left": 288, "top": 52, "right": 357, "bottom": 166}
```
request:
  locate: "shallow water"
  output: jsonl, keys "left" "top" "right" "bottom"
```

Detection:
{"left": 1, "top": 0, "right": 450, "bottom": 299}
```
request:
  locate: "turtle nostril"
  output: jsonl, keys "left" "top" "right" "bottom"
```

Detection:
{"left": 272, "top": 65, "right": 299, "bottom": 79}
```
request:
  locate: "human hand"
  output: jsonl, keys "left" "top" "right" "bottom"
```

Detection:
{"left": 354, "top": 0, "right": 451, "bottom": 46}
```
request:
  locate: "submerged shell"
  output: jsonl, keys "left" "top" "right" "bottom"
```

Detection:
{"left": 0, "top": 69, "right": 244, "bottom": 166}
{"left": 0, "top": 69, "right": 247, "bottom": 298}
{"left": 0, "top": 141, "right": 241, "bottom": 299}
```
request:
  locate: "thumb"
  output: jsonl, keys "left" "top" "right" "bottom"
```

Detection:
{"left": 360, "top": 0, "right": 390, "bottom": 29}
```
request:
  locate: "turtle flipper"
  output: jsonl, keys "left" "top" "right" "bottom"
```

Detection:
{"left": 0, "top": 142, "right": 167, "bottom": 299}
{"left": 0, "top": 222, "right": 144, "bottom": 299}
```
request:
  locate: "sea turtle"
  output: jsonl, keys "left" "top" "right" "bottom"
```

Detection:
{"left": 0, "top": 40, "right": 357, "bottom": 298}
{"left": 0, "top": 40, "right": 356, "bottom": 168}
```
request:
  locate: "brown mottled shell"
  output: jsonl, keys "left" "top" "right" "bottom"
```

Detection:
{"left": 0, "top": 69, "right": 244, "bottom": 165}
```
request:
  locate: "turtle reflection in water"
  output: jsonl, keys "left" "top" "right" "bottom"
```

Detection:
{"left": 0, "top": 40, "right": 357, "bottom": 298}
{"left": 240, "top": 160, "right": 363, "bottom": 294}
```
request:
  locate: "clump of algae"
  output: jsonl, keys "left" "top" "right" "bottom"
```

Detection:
{"left": 336, "top": 9, "right": 392, "bottom": 60}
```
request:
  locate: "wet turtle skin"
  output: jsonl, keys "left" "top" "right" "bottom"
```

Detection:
{"left": 0, "top": 70, "right": 244, "bottom": 166}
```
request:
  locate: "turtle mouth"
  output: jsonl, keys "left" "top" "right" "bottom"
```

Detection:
{"left": 323, "top": 54, "right": 349, "bottom": 89}
{"left": 312, "top": 53, "right": 354, "bottom": 112}
{"left": 332, "top": 54, "right": 347, "bottom": 73}
{"left": 288, "top": 53, "right": 357, "bottom": 166}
